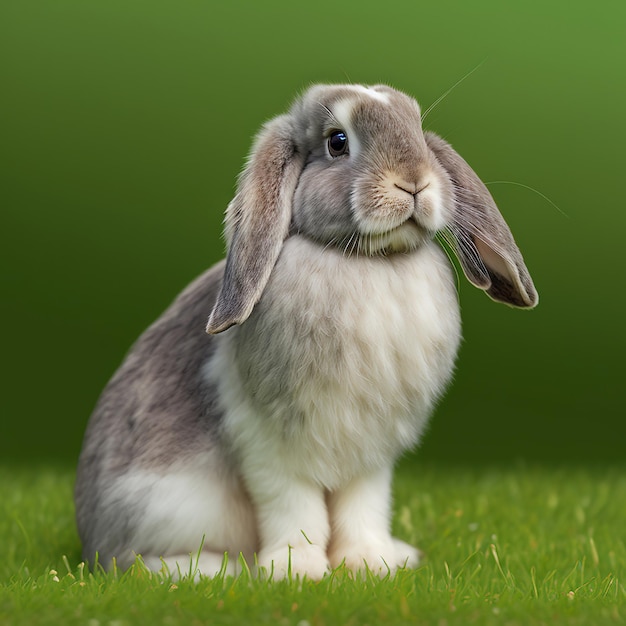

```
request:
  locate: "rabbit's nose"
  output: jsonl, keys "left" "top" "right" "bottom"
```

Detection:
{"left": 394, "top": 180, "right": 430, "bottom": 197}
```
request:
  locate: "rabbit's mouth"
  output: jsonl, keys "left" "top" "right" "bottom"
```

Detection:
{"left": 345, "top": 217, "right": 434, "bottom": 256}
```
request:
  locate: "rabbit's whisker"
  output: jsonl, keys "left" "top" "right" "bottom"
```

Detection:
{"left": 485, "top": 180, "right": 567, "bottom": 217}
{"left": 422, "top": 59, "right": 486, "bottom": 122}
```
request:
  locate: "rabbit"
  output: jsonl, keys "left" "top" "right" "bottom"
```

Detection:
{"left": 75, "top": 83, "right": 538, "bottom": 580}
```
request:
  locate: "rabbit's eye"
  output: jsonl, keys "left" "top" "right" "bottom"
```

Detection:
{"left": 328, "top": 130, "right": 348, "bottom": 157}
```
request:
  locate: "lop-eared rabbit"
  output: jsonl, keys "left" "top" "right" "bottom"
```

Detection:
{"left": 75, "top": 84, "right": 537, "bottom": 580}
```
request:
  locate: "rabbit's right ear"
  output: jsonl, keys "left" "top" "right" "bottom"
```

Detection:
{"left": 206, "top": 114, "right": 305, "bottom": 334}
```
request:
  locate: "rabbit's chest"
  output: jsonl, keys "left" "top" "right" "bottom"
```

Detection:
{"left": 214, "top": 236, "right": 461, "bottom": 486}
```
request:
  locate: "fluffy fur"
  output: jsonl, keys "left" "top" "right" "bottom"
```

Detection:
{"left": 75, "top": 84, "right": 537, "bottom": 579}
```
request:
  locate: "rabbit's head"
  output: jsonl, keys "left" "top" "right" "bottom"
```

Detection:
{"left": 206, "top": 84, "right": 538, "bottom": 334}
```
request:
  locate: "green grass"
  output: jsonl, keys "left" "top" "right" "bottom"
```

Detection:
{"left": 1, "top": 463, "right": 625, "bottom": 625}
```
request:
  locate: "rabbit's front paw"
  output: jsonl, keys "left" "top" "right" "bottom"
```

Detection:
{"left": 329, "top": 536, "right": 420, "bottom": 575}
{"left": 391, "top": 538, "right": 421, "bottom": 569}
{"left": 258, "top": 543, "right": 330, "bottom": 580}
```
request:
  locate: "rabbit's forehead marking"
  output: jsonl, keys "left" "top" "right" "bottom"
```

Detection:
{"left": 351, "top": 84, "right": 392, "bottom": 104}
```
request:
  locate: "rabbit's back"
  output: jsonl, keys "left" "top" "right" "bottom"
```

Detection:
{"left": 75, "top": 261, "right": 232, "bottom": 562}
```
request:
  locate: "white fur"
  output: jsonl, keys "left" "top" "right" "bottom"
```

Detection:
{"left": 417, "top": 174, "right": 448, "bottom": 232}
{"left": 107, "top": 455, "right": 257, "bottom": 575}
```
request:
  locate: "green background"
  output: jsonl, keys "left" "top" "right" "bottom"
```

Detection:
{"left": 2, "top": 0, "right": 624, "bottom": 466}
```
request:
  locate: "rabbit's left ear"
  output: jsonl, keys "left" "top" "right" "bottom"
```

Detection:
{"left": 425, "top": 131, "right": 538, "bottom": 308}
{"left": 206, "top": 114, "right": 306, "bottom": 334}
